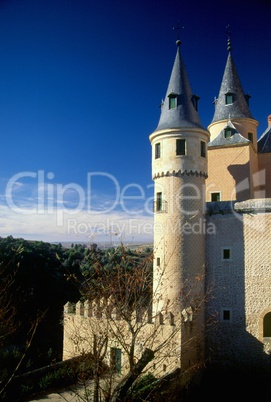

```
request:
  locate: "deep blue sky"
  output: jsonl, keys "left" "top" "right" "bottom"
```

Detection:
{"left": 0, "top": 0, "right": 270, "bottom": 245}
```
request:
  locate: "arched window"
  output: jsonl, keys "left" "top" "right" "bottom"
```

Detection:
{"left": 263, "top": 312, "right": 271, "bottom": 337}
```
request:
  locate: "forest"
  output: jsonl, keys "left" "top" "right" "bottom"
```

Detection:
{"left": 0, "top": 235, "right": 153, "bottom": 400}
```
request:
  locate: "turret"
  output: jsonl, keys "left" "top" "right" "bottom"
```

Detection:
{"left": 208, "top": 37, "right": 258, "bottom": 143}
{"left": 206, "top": 37, "right": 259, "bottom": 202}
{"left": 257, "top": 115, "right": 271, "bottom": 197}
{"left": 149, "top": 39, "right": 209, "bottom": 373}
{"left": 258, "top": 115, "right": 271, "bottom": 153}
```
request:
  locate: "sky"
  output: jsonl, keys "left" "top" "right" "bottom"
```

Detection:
{"left": 0, "top": 0, "right": 270, "bottom": 246}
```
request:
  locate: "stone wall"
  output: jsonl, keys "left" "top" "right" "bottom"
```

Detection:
{"left": 205, "top": 201, "right": 271, "bottom": 372}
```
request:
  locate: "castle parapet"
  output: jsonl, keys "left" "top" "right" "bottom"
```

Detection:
{"left": 206, "top": 198, "right": 271, "bottom": 216}
{"left": 64, "top": 301, "right": 178, "bottom": 327}
{"left": 234, "top": 198, "right": 271, "bottom": 213}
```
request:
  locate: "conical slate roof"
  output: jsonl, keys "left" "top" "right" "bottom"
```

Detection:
{"left": 155, "top": 40, "right": 204, "bottom": 131}
{"left": 257, "top": 116, "right": 271, "bottom": 153}
{"left": 211, "top": 41, "right": 253, "bottom": 123}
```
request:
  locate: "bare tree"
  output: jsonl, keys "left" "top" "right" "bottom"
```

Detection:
{"left": 63, "top": 244, "right": 208, "bottom": 401}
{"left": 0, "top": 243, "right": 48, "bottom": 400}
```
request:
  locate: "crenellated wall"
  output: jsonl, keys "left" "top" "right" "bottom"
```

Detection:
{"left": 63, "top": 298, "right": 204, "bottom": 382}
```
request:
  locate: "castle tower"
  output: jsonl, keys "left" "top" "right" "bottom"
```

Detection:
{"left": 149, "top": 40, "right": 209, "bottom": 371}
{"left": 257, "top": 115, "right": 271, "bottom": 197}
{"left": 206, "top": 37, "right": 260, "bottom": 202}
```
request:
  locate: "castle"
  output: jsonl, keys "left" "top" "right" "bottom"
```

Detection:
{"left": 63, "top": 36, "right": 271, "bottom": 387}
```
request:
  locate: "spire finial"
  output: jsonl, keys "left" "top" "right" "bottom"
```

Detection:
{"left": 173, "top": 20, "right": 184, "bottom": 46}
{"left": 226, "top": 25, "right": 232, "bottom": 52}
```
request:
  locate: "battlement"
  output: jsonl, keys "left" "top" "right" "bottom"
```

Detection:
{"left": 234, "top": 198, "right": 271, "bottom": 213}
{"left": 63, "top": 300, "right": 188, "bottom": 327}
{"left": 206, "top": 198, "right": 271, "bottom": 215}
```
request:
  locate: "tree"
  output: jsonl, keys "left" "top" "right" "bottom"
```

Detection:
{"left": 63, "top": 244, "right": 208, "bottom": 401}
{"left": 0, "top": 239, "right": 45, "bottom": 400}
{"left": 0, "top": 236, "right": 81, "bottom": 400}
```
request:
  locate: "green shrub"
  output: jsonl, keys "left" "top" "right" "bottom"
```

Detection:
{"left": 130, "top": 373, "right": 158, "bottom": 401}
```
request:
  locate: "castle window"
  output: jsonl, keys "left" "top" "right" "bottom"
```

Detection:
{"left": 169, "top": 97, "right": 176, "bottom": 109}
{"left": 168, "top": 92, "right": 178, "bottom": 109}
{"left": 176, "top": 139, "right": 186, "bottom": 155}
{"left": 225, "top": 127, "right": 232, "bottom": 138}
{"left": 159, "top": 312, "right": 164, "bottom": 325}
{"left": 222, "top": 248, "right": 231, "bottom": 260}
{"left": 155, "top": 312, "right": 164, "bottom": 325}
{"left": 248, "top": 132, "right": 253, "bottom": 143}
{"left": 211, "top": 192, "right": 221, "bottom": 202}
{"left": 170, "top": 312, "right": 175, "bottom": 326}
{"left": 191, "top": 94, "right": 200, "bottom": 111}
{"left": 200, "top": 141, "right": 206, "bottom": 157}
{"left": 157, "top": 257, "right": 160, "bottom": 266}
{"left": 263, "top": 312, "right": 271, "bottom": 338}
{"left": 245, "top": 94, "right": 251, "bottom": 106}
{"left": 154, "top": 192, "right": 167, "bottom": 213}
{"left": 110, "top": 348, "right": 122, "bottom": 373}
{"left": 155, "top": 142, "right": 161, "bottom": 159}
{"left": 225, "top": 92, "right": 233, "bottom": 105}
{"left": 221, "top": 308, "right": 232, "bottom": 322}
{"left": 156, "top": 192, "right": 162, "bottom": 212}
